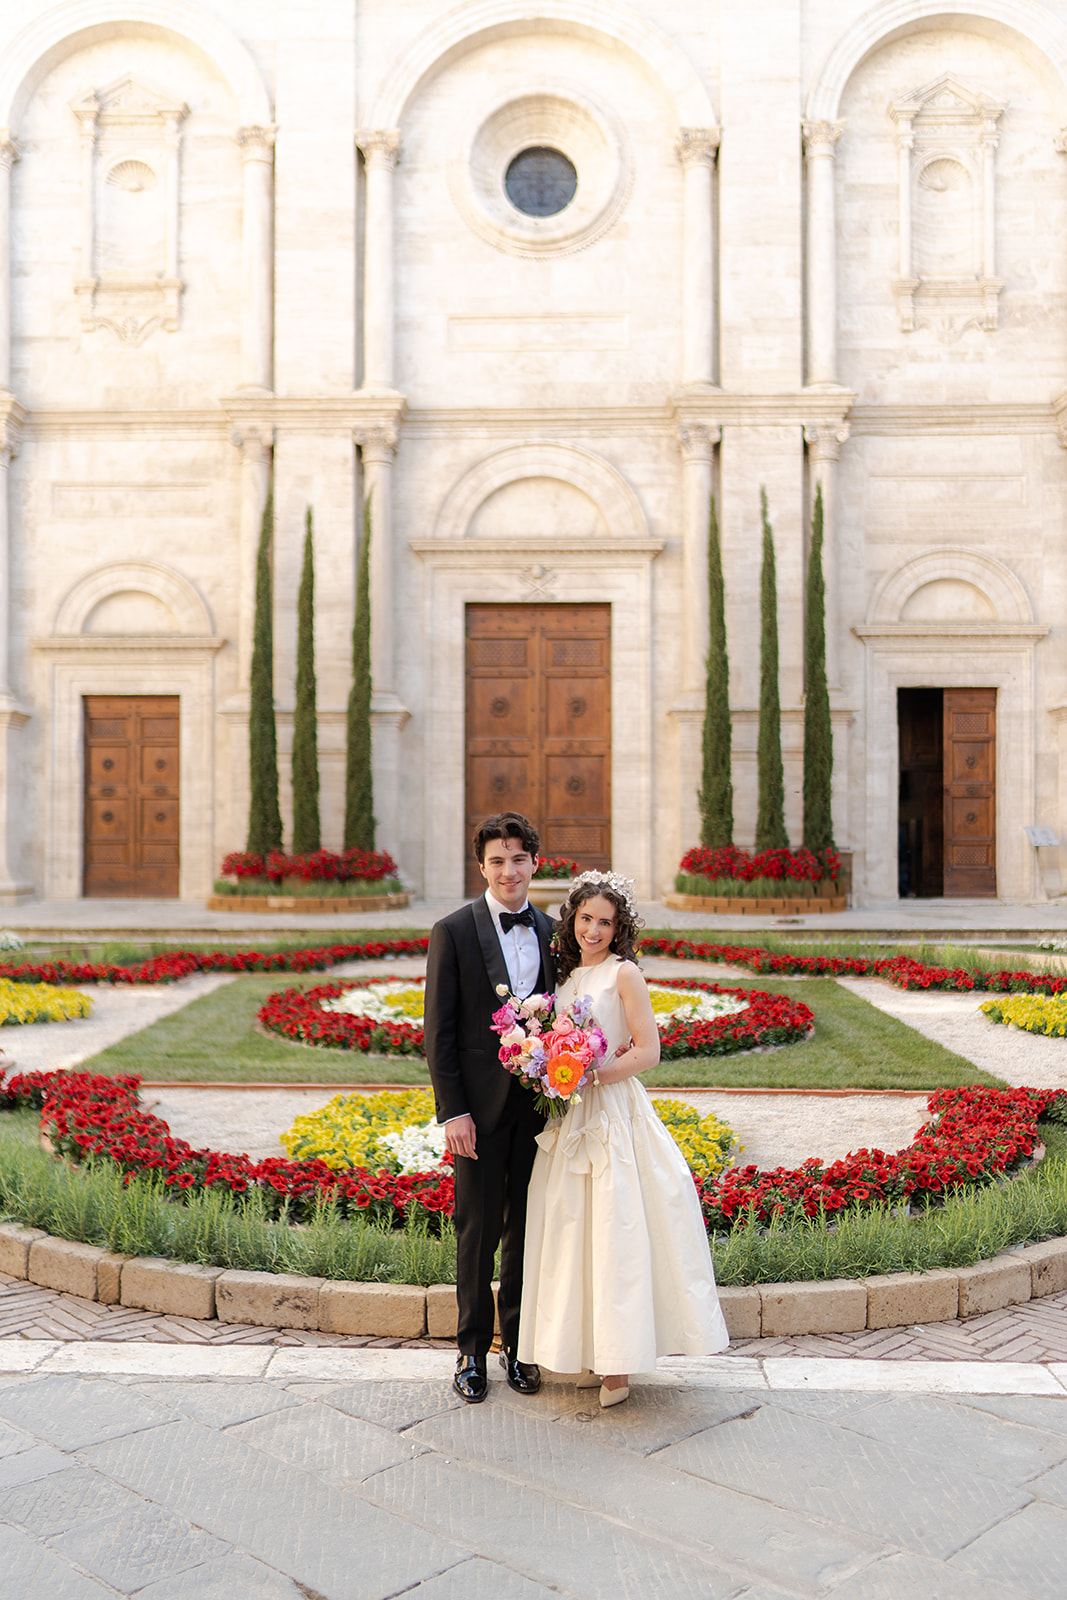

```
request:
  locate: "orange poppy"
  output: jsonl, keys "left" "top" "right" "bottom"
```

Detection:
{"left": 544, "top": 1050, "right": 583, "bottom": 1097}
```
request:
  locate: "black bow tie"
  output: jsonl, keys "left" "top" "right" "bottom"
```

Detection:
{"left": 500, "top": 906, "right": 536, "bottom": 933}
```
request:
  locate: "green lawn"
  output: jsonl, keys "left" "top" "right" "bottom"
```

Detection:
{"left": 76, "top": 972, "right": 1004, "bottom": 1091}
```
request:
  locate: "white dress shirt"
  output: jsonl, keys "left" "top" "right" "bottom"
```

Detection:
{"left": 484, "top": 889, "right": 541, "bottom": 998}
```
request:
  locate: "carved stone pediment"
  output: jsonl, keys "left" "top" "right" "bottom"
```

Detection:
{"left": 888, "top": 74, "right": 1006, "bottom": 335}
{"left": 70, "top": 77, "right": 188, "bottom": 343}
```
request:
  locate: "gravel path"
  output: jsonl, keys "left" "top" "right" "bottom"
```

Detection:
{"left": 837, "top": 976, "right": 1067, "bottom": 1091}
{"left": 0, "top": 974, "right": 238, "bottom": 1077}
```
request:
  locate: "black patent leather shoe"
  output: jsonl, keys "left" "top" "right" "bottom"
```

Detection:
{"left": 500, "top": 1351, "right": 541, "bottom": 1395}
{"left": 453, "top": 1354, "right": 488, "bottom": 1403}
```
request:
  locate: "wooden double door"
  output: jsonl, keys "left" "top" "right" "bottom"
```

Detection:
{"left": 465, "top": 604, "right": 610, "bottom": 895}
{"left": 898, "top": 687, "right": 996, "bottom": 898}
{"left": 83, "top": 696, "right": 180, "bottom": 897}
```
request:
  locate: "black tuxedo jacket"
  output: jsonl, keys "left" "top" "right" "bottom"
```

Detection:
{"left": 424, "top": 896, "right": 555, "bottom": 1135}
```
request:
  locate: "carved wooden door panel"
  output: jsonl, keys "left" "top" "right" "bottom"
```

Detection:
{"left": 465, "top": 605, "right": 611, "bottom": 895}
{"left": 84, "top": 695, "right": 180, "bottom": 897}
{"left": 943, "top": 688, "right": 996, "bottom": 898}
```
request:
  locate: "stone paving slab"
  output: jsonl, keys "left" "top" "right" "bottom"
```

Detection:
{"left": 0, "top": 1349, "right": 1062, "bottom": 1598}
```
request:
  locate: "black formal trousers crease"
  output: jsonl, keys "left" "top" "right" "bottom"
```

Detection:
{"left": 452, "top": 1074, "right": 544, "bottom": 1356}
{"left": 423, "top": 897, "right": 554, "bottom": 1355}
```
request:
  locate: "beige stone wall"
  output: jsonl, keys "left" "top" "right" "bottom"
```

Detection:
{"left": 0, "top": 0, "right": 1060, "bottom": 903}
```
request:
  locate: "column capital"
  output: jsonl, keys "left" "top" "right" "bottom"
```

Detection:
{"left": 804, "top": 421, "right": 850, "bottom": 463}
{"left": 677, "top": 423, "right": 719, "bottom": 461}
{"left": 237, "top": 124, "right": 277, "bottom": 162}
{"left": 356, "top": 130, "right": 400, "bottom": 170}
{"left": 0, "top": 132, "right": 19, "bottom": 172}
{"left": 230, "top": 424, "right": 273, "bottom": 462}
{"left": 676, "top": 127, "right": 719, "bottom": 169}
{"left": 802, "top": 120, "right": 845, "bottom": 160}
{"left": 355, "top": 425, "right": 398, "bottom": 463}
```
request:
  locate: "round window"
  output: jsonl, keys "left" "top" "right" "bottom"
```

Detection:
{"left": 504, "top": 147, "right": 577, "bottom": 217}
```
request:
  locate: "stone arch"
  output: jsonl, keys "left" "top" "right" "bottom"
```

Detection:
{"left": 866, "top": 547, "right": 1033, "bottom": 623}
{"left": 365, "top": 0, "right": 717, "bottom": 130}
{"left": 53, "top": 561, "right": 214, "bottom": 635}
{"left": 806, "top": 0, "right": 1067, "bottom": 121}
{"left": 432, "top": 443, "right": 648, "bottom": 543}
{"left": 0, "top": 0, "right": 272, "bottom": 130}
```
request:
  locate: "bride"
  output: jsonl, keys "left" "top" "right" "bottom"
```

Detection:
{"left": 517, "top": 870, "right": 729, "bottom": 1407}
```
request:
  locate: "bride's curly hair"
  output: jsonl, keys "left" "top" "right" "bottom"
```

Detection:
{"left": 552, "top": 881, "right": 644, "bottom": 984}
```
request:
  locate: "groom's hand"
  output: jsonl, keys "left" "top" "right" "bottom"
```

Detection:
{"left": 445, "top": 1114, "right": 477, "bottom": 1160}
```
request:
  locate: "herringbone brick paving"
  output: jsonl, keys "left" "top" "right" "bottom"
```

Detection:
{"left": 3, "top": 1268, "right": 1067, "bottom": 1359}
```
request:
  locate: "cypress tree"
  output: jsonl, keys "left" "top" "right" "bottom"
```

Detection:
{"left": 755, "top": 487, "right": 789, "bottom": 852}
{"left": 698, "top": 492, "right": 733, "bottom": 847}
{"left": 344, "top": 496, "right": 375, "bottom": 850}
{"left": 291, "top": 505, "right": 321, "bottom": 855}
{"left": 246, "top": 486, "right": 283, "bottom": 856}
{"left": 802, "top": 482, "right": 835, "bottom": 856}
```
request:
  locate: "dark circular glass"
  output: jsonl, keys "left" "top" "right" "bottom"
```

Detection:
{"left": 504, "top": 147, "right": 577, "bottom": 217}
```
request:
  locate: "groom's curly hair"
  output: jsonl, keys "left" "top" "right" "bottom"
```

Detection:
{"left": 552, "top": 882, "right": 643, "bottom": 984}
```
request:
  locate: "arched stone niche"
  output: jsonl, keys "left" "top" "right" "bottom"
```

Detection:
{"left": 0, "top": 0, "right": 271, "bottom": 128}
{"left": 432, "top": 443, "right": 647, "bottom": 543}
{"left": 365, "top": 0, "right": 718, "bottom": 131}
{"left": 855, "top": 548, "right": 1047, "bottom": 903}
{"left": 806, "top": 0, "right": 1067, "bottom": 123}
{"left": 866, "top": 547, "right": 1033, "bottom": 624}
{"left": 53, "top": 560, "right": 214, "bottom": 635}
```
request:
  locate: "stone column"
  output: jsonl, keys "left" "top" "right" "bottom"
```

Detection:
{"left": 0, "top": 408, "right": 30, "bottom": 899}
{"left": 354, "top": 425, "right": 407, "bottom": 860}
{"left": 802, "top": 121, "right": 844, "bottom": 386}
{"left": 676, "top": 129, "right": 719, "bottom": 388}
{"left": 0, "top": 134, "right": 18, "bottom": 391}
{"left": 237, "top": 126, "right": 276, "bottom": 392}
{"left": 230, "top": 426, "right": 273, "bottom": 692}
{"left": 72, "top": 97, "right": 98, "bottom": 330}
{"left": 677, "top": 423, "right": 720, "bottom": 697}
{"left": 356, "top": 132, "right": 400, "bottom": 392}
{"left": 804, "top": 422, "right": 850, "bottom": 689}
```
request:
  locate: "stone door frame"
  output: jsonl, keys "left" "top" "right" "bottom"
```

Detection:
{"left": 31, "top": 639, "right": 222, "bottom": 900}
{"left": 854, "top": 625, "right": 1047, "bottom": 903}
{"left": 411, "top": 538, "right": 663, "bottom": 899}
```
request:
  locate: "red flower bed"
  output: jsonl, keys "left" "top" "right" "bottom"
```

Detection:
{"left": 2, "top": 1068, "right": 452, "bottom": 1231}
{"left": 256, "top": 974, "right": 814, "bottom": 1059}
{"left": 697, "top": 1085, "right": 1065, "bottom": 1232}
{"left": 0, "top": 938, "right": 429, "bottom": 988}
{"left": 7, "top": 1070, "right": 1062, "bottom": 1242}
{"left": 640, "top": 937, "right": 1067, "bottom": 999}
{"left": 220, "top": 848, "right": 398, "bottom": 884}
{"left": 679, "top": 845, "right": 840, "bottom": 884}
{"left": 4, "top": 934, "right": 1066, "bottom": 1004}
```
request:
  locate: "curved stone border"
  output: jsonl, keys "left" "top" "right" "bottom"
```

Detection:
{"left": 206, "top": 891, "right": 411, "bottom": 914}
{"left": 664, "top": 892, "right": 847, "bottom": 915}
{"left": 3, "top": 1220, "right": 1065, "bottom": 1343}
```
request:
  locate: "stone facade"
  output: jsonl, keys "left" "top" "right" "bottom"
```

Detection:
{"left": 0, "top": 1, "right": 1065, "bottom": 904}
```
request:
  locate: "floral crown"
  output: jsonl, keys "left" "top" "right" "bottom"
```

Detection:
{"left": 570, "top": 869, "right": 636, "bottom": 914}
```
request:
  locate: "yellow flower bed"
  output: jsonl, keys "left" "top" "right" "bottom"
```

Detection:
{"left": 0, "top": 979, "right": 92, "bottom": 1026}
{"left": 281, "top": 1088, "right": 437, "bottom": 1171}
{"left": 651, "top": 1098, "right": 740, "bottom": 1178}
{"left": 282, "top": 1088, "right": 739, "bottom": 1180}
{"left": 980, "top": 994, "right": 1067, "bottom": 1038}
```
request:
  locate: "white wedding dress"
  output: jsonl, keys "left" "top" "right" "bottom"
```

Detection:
{"left": 517, "top": 954, "right": 730, "bottom": 1376}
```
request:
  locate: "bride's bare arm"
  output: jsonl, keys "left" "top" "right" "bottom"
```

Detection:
{"left": 596, "top": 961, "right": 660, "bottom": 1084}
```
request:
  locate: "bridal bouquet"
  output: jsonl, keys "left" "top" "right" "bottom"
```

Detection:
{"left": 491, "top": 985, "right": 607, "bottom": 1119}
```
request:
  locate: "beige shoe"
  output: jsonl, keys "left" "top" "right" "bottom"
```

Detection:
{"left": 576, "top": 1370, "right": 601, "bottom": 1390}
{"left": 599, "top": 1382, "right": 629, "bottom": 1408}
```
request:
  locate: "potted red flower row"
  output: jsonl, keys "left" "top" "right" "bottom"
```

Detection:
{"left": 210, "top": 849, "right": 409, "bottom": 914}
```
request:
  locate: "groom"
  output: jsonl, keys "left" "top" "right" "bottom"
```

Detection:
{"left": 424, "top": 811, "right": 554, "bottom": 1403}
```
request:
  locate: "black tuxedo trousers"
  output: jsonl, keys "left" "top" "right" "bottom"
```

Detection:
{"left": 423, "top": 898, "right": 553, "bottom": 1356}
